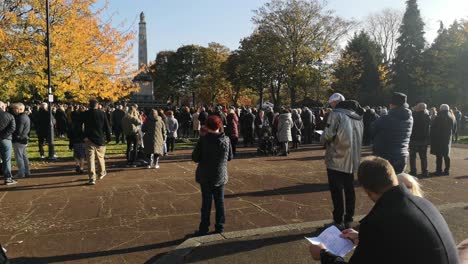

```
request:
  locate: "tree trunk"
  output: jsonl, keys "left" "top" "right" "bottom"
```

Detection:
{"left": 192, "top": 92, "right": 196, "bottom": 107}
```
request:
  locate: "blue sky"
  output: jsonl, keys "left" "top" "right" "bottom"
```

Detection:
{"left": 99, "top": 0, "right": 468, "bottom": 65}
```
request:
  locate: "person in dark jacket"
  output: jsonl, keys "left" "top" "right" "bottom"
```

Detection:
{"left": 179, "top": 106, "right": 192, "bottom": 138}
{"left": 192, "top": 115, "right": 233, "bottom": 235}
{"left": 198, "top": 107, "right": 209, "bottom": 127}
{"left": 372, "top": 92, "right": 413, "bottom": 174}
{"left": 55, "top": 105, "right": 68, "bottom": 138}
{"left": 430, "top": 104, "right": 456, "bottom": 176}
{"left": 362, "top": 107, "right": 379, "bottom": 146}
{"left": 111, "top": 105, "right": 126, "bottom": 144}
{"left": 309, "top": 156, "right": 460, "bottom": 264}
{"left": 11, "top": 103, "right": 31, "bottom": 178}
{"left": 241, "top": 108, "right": 255, "bottom": 147}
{"left": 69, "top": 105, "right": 86, "bottom": 174}
{"left": 409, "top": 103, "right": 431, "bottom": 177}
{"left": 225, "top": 108, "right": 239, "bottom": 156}
{"left": 83, "top": 99, "right": 112, "bottom": 185}
{"left": 301, "top": 107, "right": 315, "bottom": 144}
{"left": 0, "top": 101, "right": 17, "bottom": 185}
{"left": 35, "top": 103, "right": 55, "bottom": 159}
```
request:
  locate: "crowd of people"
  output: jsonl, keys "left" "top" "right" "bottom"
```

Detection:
{"left": 0, "top": 92, "right": 466, "bottom": 262}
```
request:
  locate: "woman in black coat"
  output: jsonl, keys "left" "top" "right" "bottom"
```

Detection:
{"left": 430, "top": 104, "right": 456, "bottom": 176}
{"left": 192, "top": 115, "right": 233, "bottom": 235}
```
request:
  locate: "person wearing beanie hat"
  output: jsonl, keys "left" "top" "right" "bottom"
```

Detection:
{"left": 409, "top": 102, "right": 431, "bottom": 177}
{"left": 371, "top": 92, "right": 413, "bottom": 174}
{"left": 430, "top": 104, "right": 456, "bottom": 176}
{"left": 320, "top": 94, "right": 363, "bottom": 229}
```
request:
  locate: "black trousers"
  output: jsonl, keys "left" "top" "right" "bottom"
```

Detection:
{"left": 167, "top": 137, "right": 175, "bottom": 152}
{"left": 409, "top": 145, "right": 428, "bottom": 175}
{"left": 125, "top": 135, "right": 138, "bottom": 163}
{"left": 436, "top": 154, "right": 450, "bottom": 173}
{"left": 37, "top": 134, "right": 48, "bottom": 156}
{"left": 327, "top": 169, "right": 355, "bottom": 224}
{"left": 229, "top": 136, "right": 238, "bottom": 156}
{"left": 114, "top": 128, "right": 125, "bottom": 144}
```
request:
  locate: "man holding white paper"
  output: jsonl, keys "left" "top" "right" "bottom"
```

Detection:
{"left": 309, "top": 156, "right": 459, "bottom": 264}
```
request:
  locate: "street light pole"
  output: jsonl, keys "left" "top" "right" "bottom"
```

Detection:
{"left": 46, "top": 0, "right": 56, "bottom": 160}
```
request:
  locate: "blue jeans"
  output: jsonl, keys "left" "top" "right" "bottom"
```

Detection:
{"left": 199, "top": 184, "right": 225, "bottom": 233}
{"left": 0, "top": 139, "right": 13, "bottom": 180}
{"left": 13, "top": 143, "right": 30, "bottom": 177}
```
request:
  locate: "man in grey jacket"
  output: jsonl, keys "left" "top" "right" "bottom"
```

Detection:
{"left": 320, "top": 93, "right": 364, "bottom": 229}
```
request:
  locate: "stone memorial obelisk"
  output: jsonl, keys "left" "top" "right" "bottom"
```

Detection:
{"left": 132, "top": 12, "right": 153, "bottom": 101}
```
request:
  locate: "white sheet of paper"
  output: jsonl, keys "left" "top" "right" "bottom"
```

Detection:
{"left": 305, "top": 226, "right": 355, "bottom": 257}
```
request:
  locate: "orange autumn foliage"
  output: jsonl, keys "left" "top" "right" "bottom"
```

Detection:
{"left": 0, "top": 0, "right": 138, "bottom": 102}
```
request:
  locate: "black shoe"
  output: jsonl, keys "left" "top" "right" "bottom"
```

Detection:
{"left": 344, "top": 221, "right": 353, "bottom": 229}
{"left": 409, "top": 171, "right": 417, "bottom": 176}
{"left": 432, "top": 171, "right": 443, "bottom": 176}
{"left": 421, "top": 171, "right": 428, "bottom": 178}
{"left": 193, "top": 230, "right": 208, "bottom": 237}
{"left": 443, "top": 170, "right": 450, "bottom": 176}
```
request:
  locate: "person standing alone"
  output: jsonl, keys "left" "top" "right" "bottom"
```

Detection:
{"left": 320, "top": 93, "right": 364, "bottom": 229}
{"left": 83, "top": 99, "right": 111, "bottom": 185}
{"left": 192, "top": 115, "right": 233, "bottom": 235}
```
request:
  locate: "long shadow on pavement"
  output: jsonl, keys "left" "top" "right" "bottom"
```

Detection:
{"left": 0, "top": 179, "right": 91, "bottom": 192}
{"left": 183, "top": 232, "right": 309, "bottom": 263}
{"left": 225, "top": 183, "right": 330, "bottom": 198}
{"left": 9, "top": 238, "right": 187, "bottom": 264}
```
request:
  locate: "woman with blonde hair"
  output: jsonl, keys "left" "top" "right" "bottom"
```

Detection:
{"left": 398, "top": 173, "right": 423, "bottom": 197}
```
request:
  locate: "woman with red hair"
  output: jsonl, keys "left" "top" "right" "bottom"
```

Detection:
{"left": 192, "top": 115, "right": 233, "bottom": 235}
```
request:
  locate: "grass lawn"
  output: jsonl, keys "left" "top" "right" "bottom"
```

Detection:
{"left": 13, "top": 132, "right": 197, "bottom": 166}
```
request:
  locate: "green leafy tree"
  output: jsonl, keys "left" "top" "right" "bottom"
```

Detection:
{"left": 150, "top": 51, "right": 177, "bottom": 102}
{"left": 393, "top": 0, "right": 426, "bottom": 104}
{"left": 332, "top": 32, "right": 384, "bottom": 105}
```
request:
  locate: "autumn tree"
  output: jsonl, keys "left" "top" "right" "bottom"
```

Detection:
{"left": 252, "top": 0, "right": 353, "bottom": 105}
{"left": 0, "top": 0, "right": 137, "bottom": 102}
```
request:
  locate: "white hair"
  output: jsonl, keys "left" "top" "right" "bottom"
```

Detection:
{"left": 440, "top": 104, "right": 450, "bottom": 111}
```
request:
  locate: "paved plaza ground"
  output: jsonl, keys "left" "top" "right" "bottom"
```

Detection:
{"left": 1, "top": 144, "right": 467, "bottom": 263}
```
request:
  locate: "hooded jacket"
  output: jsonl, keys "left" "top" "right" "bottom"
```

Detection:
{"left": 372, "top": 106, "right": 413, "bottom": 159}
{"left": 192, "top": 132, "right": 233, "bottom": 187}
{"left": 321, "top": 100, "right": 364, "bottom": 174}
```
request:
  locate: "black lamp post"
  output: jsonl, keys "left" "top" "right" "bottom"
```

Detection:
{"left": 46, "top": 0, "right": 56, "bottom": 160}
